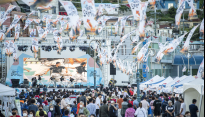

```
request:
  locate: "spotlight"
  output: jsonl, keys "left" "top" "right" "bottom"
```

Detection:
{"left": 62, "top": 46, "right": 66, "bottom": 50}
{"left": 50, "top": 77, "right": 55, "bottom": 81}
{"left": 41, "top": 45, "right": 45, "bottom": 50}
{"left": 52, "top": 46, "right": 57, "bottom": 50}
{"left": 45, "top": 46, "right": 52, "bottom": 52}
{"left": 84, "top": 41, "right": 87, "bottom": 44}
{"left": 70, "top": 78, "right": 74, "bottom": 82}
{"left": 102, "top": 39, "right": 106, "bottom": 43}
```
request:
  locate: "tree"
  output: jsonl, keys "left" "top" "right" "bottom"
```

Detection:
{"left": 168, "top": 7, "right": 177, "bottom": 18}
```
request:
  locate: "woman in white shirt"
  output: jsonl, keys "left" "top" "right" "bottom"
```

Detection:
{"left": 135, "top": 102, "right": 147, "bottom": 117}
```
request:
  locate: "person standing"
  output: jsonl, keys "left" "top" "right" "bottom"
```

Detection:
{"left": 95, "top": 94, "right": 102, "bottom": 116}
{"left": 117, "top": 95, "right": 124, "bottom": 109}
{"left": 166, "top": 101, "right": 175, "bottom": 117}
{"left": 47, "top": 105, "right": 55, "bottom": 117}
{"left": 10, "top": 108, "right": 21, "bottom": 117}
{"left": 80, "top": 92, "right": 87, "bottom": 106}
{"left": 141, "top": 97, "right": 150, "bottom": 116}
{"left": 189, "top": 99, "right": 199, "bottom": 117}
{"left": 125, "top": 103, "right": 135, "bottom": 117}
{"left": 28, "top": 99, "right": 38, "bottom": 113}
{"left": 78, "top": 101, "right": 90, "bottom": 117}
{"left": 175, "top": 97, "right": 181, "bottom": 117}
{"left": 162, "top": 98, "right": 169, "bottom": 117}
{"left": 108, "top": 101, "right": 118, "bottom": 117}
{"left": 121, "top": 98, "right": 129, "bottom": 117}
{"left": 86, "top": 99, "right": 96, "bottom": 116}
{"left": 153, "top": 96, "right": 162, "bottom": 117}
{"left": 150, "top": 97, "right": 155, "bottom": 117}
{"left": 133, "top": 97, "right": 139, "bottom": 110}
{"left": 99, "top": 100, "right": 108, "bottom": 117}
{"left": 179, "top": 98, "right": 186, "bottom": 117}
{"left": 135, "top": 103, "right": 147, "bottom": 117}
{"left": 61, "top": 95, "right": 67, "bottom": 115}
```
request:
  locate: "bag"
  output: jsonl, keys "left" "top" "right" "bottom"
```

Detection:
{"left": 109, "top": 106, "right": 116, "bottom": 117}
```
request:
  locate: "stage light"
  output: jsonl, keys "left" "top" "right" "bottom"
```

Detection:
{"left": 52, "top": 46, "right": 57, "bottom": 50}
{"left": 41, "top": 45, "right": 45, "bottom": 50}
{"left": 70, "top": 78, "right": 74, "bottom": 82}
{"left": 62, "top": 46, "right": 66, "bottom": 50}
{"left": 84, "top": 41, "right": 87, "bottom": 44}
{"left": 45, "top": 46, "right": 52, "bottom": 52}
{"left": 60, "top": 76, "right": 64, "bottom": 81}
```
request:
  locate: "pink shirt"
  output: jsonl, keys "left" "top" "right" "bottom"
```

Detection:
{"left": 125, "top": 108, "right": 135, "bottom": 117}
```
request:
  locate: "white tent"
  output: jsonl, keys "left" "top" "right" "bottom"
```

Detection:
{"left": 151, "top": 76, "right": 174, "bottom": 87}
{"left": 183, "top": 78, "right": 204, "bottom": 117}
{"left": 166, "top": 75, "right": 187, "bottom": 87}
{"left": 173, "top": 76, "right": 195, "bottom": 88}
{"left": 0, "top": 83, "right": 15, "bottom": 96}
{"left": 140, "top": 75, "right": 165, "bottom": 85}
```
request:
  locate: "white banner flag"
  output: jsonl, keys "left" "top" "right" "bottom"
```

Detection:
{"left": 128, "top": 0, "right": 141, "bottom": 21}
{"left": 0, "top": 16, "right": 10, "bottom": 27}
{"left": 137, "top": 41, "right": 152, "bottom": 63}
{"left": 180, "top": 24, "right": 199, "bottom": 54}
{"left": 196, "top": 59, "right": 204, "bottom": 79}
{"left": 4, "top": 4, "right": 16, "bottom": 18}
{"left": 6, "top": 15, "right": 22, "bottom": 34}
{"left": 14, "top": 24, "right": 20, "bottom": 41}
{"left": 23, "top": 18, "right": 33, "bottom": 30}
{"left": 200, "top": 19, "right": 204, "bottom": 38}
{"left": 0, "top": 30, "right": 5, "bottom": 42}
{"left": 175, "top": 0, "right": 185, "bottom": 27}
{"left": 32, "top": 38, "right": 39, "bottom": 59}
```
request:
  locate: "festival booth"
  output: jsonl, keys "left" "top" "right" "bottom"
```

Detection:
{"left": 183, "top": 78, "right": 204, "bottom": 117}
{"left": 140, "top": 75, "right": 165, "bottom": 90}
{"left": 0, "top": 84, "right": 16, "bottom": 116}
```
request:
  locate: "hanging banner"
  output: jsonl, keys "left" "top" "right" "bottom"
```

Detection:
{"left": 36, "top": 26, "right": 48, "bottom": 41}
{"left": 132, "top": 35, "right": 140, "bottom": 43}
{"left": 155, "top": 43, "right": 166, "bottom": 64}
{"left": 180, "top": 24, "right": 199, "bottom": 54}
{"left": 182, "top": 66, "right": 187, "bottom": 72}
{"left": 0, "top": 11, "right": 5, "bottom": 19}
{"left": 120, "top": 15, "right": 131, "bottom": 37}
{"left": 104, "top": 4, "right": 119, "bottom": 14}
{"left": 175, "top": 0, "right": 185, "bottom": 28}
{"left": 23, "top": 18, "right": 33, "bottom": 30}
{"left": 163, "top": 33, "right": 187, "bottom": 55}
{"left": 138, "top": 20, "right": 146, "bottom": 41}
{"left": 37, "top": 4, "right": 53, "bottom": 12}
{"left": 200, "top": 19, "right": 204, "bottom": 38}
{"left": 6, "top": 15, "right": 22, "bottom": 34}
{"left": 28, "top": 10, "right": 37, "bottom": 16}
{"left": 56, "top": 43, "right": 63, "bottom": 55}
{"left": 121, "top": 29, "right": 137, "bottom": 42}
{"left": 95, "top": 4, "right": 105, "bottom": 21}
{"left": 13, "top": 45, "right": 18, "bottom": 62}
{"left": 53, "top": 30, "right": 63, "bottom": 43}
{"left": 29, "top": 28, "right": 36, "bottom": 37}
{"left": 140, "top": 2, "right": 149, "bottom": 21}
{"left": 196, "top": 59, "right": 204, "bottom": 79}
{"left": 33, "top": 19, "right": 41, "bottom": 25}
{"left": 128, "top": 0, "right": 141, "bottom": 21}
{"left": 137, "top": 41, "right": 152, "bottom": 63}
{"left": 186, "top": 0, "right": 197, "bottom": 20}
{"left": 14, "top": 24, "right": 20, "bottom": 42}
{"left": 0, "top": 16, "right": 10, "bottom": 27}
{"left": 0, "top": 30, "right": 5, "bottom": 42}
{"left": 98, "top": 16, "right": 115, "bottom": 33}
{"left": 59, "top": 20, "right": 68, "bottom": 33}
{"left": 131, "top": 41, "right": 143, "bottom": 54}
{"left": 148, "top": 0, "right": 156, "bottom": 9}
{"left": 81, "top": 0, "right": 98, "bottom": 35}
{"left": 46, "top": 19, "right": 53, "bottom": 33}
{"left": 3, "top": 4, "right": 16, "bottom": 18}
{"left": 32, "top": 38, "right": 39, "bottom": 59}
{"left": 4, "top": 40, "right": 15, "bottom": 57}
{"left": 114, "top": 17, "right": 122, "bottom": 36}
{"left": 42, "top": 15, "right": 53, "bottom": 22}
{"left": 21, "top": 0, "right": 52, "bottom": 9}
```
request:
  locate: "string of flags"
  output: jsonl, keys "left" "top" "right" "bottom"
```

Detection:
{"left": 0, "top": 0, "right": 203, "bottom": 76}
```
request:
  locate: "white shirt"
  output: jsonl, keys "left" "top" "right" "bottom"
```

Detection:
{"left": 141, "top": 100, "right": 150, "bottom": 111}
{"left": 135, "top": 108, "right": 147, "bottom": 117}
{"left": 180, "top": 103, "right": 186, "bottom": 115}
{"left": 95, "top": 97, "right": 101, "bottom": 109}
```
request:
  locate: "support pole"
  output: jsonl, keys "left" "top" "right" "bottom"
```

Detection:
{"left": 155, "top": 5, "right": 157, "bottom": 36}
{"left": 137, "top": 62, "right": 141, "bottom": 102}
{"left": 94, "top": 50, "right": 96, "bottom": 89}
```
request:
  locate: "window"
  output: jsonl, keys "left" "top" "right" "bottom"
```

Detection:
{"left": 193, "top": 23, "right": 198, "bottom": 26}
{"left": 52, "top": 6, "right": 56, "bottom": 14}
{"left": 168, "top": 3, "right": 174, "bottom": 9}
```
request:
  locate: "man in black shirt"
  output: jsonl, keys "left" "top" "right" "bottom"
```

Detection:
{"left": 189, "top": 99, "right": 199, "bottom": 117}
{"left": 45, "top": 62, "right": 69, "bottom": 87}
{"left": 153, "top": 96, "right": 162, "bottom": 117}
{"left": 166, "top": 101, "right": 175, "bottom": 117}
{"left": 68, "top": 62, "right": 87, "bottom": 82}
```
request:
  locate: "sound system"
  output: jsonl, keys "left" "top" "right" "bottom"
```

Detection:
{"left": 11, "top": 79, "right": 20, "bottom": 88}
{"left": 75, "top": 85, "right": 80, "bottom": 88}
{"left": 110, "top": 63, "right": 116, "bottom": 75}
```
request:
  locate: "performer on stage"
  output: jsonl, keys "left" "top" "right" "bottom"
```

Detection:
{"left": 68, "top": 62, "right": 87, "bottom": 82}
{"left": 45, "top": 62, "right": 69, "bottom": 87}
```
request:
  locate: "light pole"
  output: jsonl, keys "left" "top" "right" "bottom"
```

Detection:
{"left": 136, "top": 62, "right": 141, "bottom": 102}
{"left": 89, "top": 39, "right": 101, "bottom": 89}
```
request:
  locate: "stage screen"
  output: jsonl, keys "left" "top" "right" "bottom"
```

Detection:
{"left": 23, "top": 58, "right": 87, "bottom": 83}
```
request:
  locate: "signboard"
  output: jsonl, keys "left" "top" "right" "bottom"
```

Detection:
{"left": 59, "top": 12, "right": 67, "bottom": 15}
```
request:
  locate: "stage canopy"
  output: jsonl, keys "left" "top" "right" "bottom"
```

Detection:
{"left": 165, "top": 75, "right": 187, "bottom": 87}
{"left": 0, "top": 83, "right": 15, "bottom": 96}
{"left": 173, "top": 76, "right": 196, "bottom": 88}
{"left": 173, "top": 55, "right": 204, "bottom": 65}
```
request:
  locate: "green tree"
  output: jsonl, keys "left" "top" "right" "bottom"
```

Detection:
{"left": 168, "top": 7, "right": 177, "bottom": 18}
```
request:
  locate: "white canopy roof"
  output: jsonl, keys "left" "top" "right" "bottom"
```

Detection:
{"left": 0, "top": 83, "right": 15, "bottom": 96}
{"left": 166, "top": 75, "right": 187, "bottom": 87}
{"left": 173, "top": 76, "right": 196, "bottom": 87}
{"left": 141, "top": 75, "right": 165, "bottom": 85}
{"left": 151, "top": 76, "right": 173, "bottom": 87}
{"left": 183, "top": 78, "right": 204, "bottom": 94}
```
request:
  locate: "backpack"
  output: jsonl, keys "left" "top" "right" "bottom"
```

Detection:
{"left": 109, "top": 106, "right": 116, "bottom": 117}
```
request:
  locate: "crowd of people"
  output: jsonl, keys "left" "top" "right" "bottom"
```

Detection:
{"left": 0, "top": 84, "right": 200, "bottom": 117}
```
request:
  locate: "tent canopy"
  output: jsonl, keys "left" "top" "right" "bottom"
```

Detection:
{"left": 141, "top": 75, "right": 165, "bottom": 85}
{"left": 183, "top": 78, "right": 204, "bottom": 94}
{"left": 156, "top": 76, "right": 174, "bottom": 86}
{"left": 166, "top": 75, "right": 187, "bottom": 87}
{"left": 0, "top": 83, "right": 15, "bottom": 96}
{"left": 173, "top": 76, "right": 196, "bottom": 88}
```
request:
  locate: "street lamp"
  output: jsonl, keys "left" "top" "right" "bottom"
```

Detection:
{"left": 89, "top": 39, "right": 101, "bottom": 89}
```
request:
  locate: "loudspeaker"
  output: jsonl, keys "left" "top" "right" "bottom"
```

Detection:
{"left": 11, "top": 79, "right": 20, "bottom": 88}
{"left": 110, "top": 63, "right": 116, "bottom": 75}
